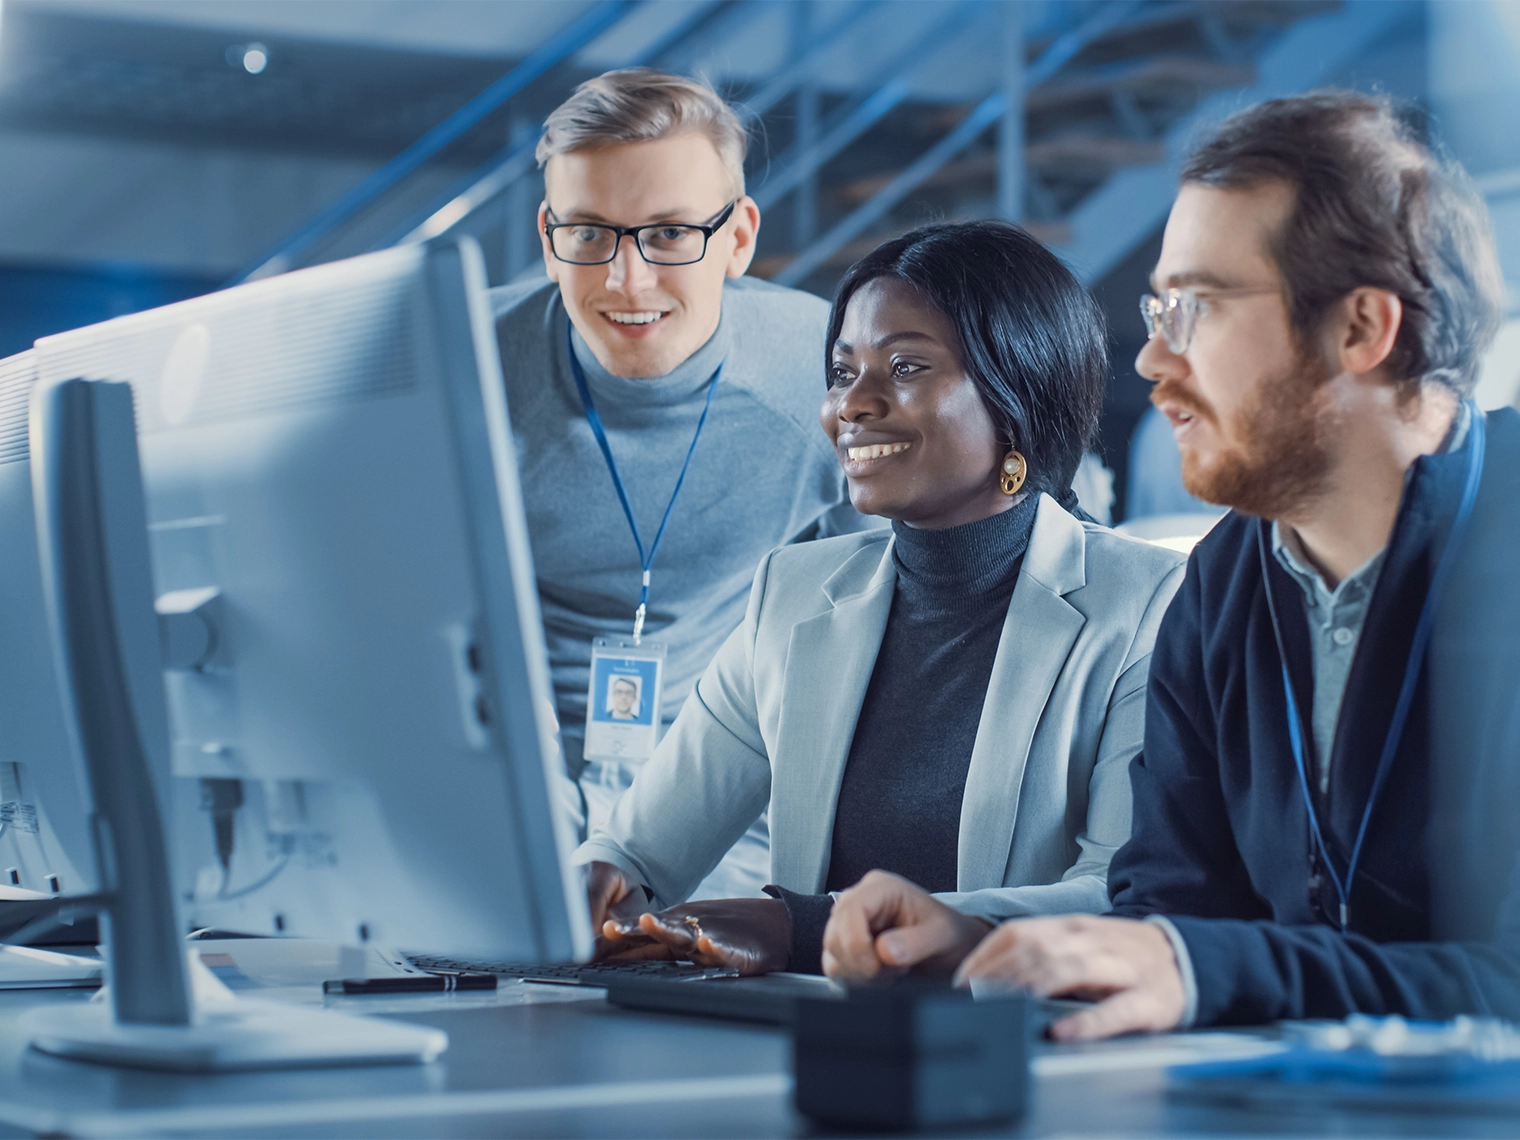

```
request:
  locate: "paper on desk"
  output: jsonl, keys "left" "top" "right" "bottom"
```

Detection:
{"left": 0, "top": 944, "right": 101, "bottom": 989}
{"left": 1035, "top": 1032, "right": 1285, "bottom": 1077}
{"left": 190, "top": 939, "right": 420, "bottom": 991}
{"left": 88, "top": 940, "right": 422, "bottom": 1009}
{"left": 0, "top": 885, "right": 52, "bottom": 901}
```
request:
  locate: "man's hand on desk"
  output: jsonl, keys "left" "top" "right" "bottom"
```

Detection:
{"left": 954, "top": 915, "right": 1185, "bottom": 1041}
{"left": 821, "top": 871, "right": 992, "bottom": 982}
{"left": 600, "top": 898, "right": 792, "bottom": 974}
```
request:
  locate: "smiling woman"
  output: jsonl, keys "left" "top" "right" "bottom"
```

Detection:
{"left": 823, "top": 222, "right": 1108, "bottom": 524}
{"left": 577, "top": 220, "right": 1188, "bottom": 977}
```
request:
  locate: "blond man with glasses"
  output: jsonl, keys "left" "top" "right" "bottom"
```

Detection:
{"left": 491, "top": 69, "right": 876, "bottom": 899}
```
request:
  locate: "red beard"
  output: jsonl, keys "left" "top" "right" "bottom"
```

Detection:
{"left": 1154, "top": 347, "right": 1336, "bottom": 520}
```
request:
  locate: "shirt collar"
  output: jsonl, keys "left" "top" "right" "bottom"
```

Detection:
{"left": 1270, "top": 401, "right": 1469, "bottom": 605}
{"left": 565, "top": 300, "right": 730, "bottom": 412}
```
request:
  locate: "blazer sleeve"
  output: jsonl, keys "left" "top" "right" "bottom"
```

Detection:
{"left": 1110, "top": 558, "right": 1520, "bottom": 1026}
{"left": 937, "top": 560, "right": 1187, "bottom": 924}
{"left": 1107, "top": 559, "right": 1263, "bottom": 921}
{"left": 574, "top": 551, "right": 778, "bottom": 909}
{"left": 1165, "top": 911, "right": 1520, "bottom": 1026}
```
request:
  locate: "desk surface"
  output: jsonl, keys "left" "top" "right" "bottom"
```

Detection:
{"left": 0, "top": 985, "right": 1512, "bottom": 1139}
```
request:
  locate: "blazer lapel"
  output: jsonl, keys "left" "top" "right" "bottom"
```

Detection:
{"left": 769, "top": 542, "right": 896, "bottom": 893}
{"left": 958, "top": 497, "right": 1088, "bottom": 891}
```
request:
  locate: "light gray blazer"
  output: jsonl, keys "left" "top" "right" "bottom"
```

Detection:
{"left": 577, "top": 495, "right": 1187, "bottom": 921}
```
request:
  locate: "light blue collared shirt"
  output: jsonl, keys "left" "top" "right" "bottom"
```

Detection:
{"left": 1271, "top": 404, "right": 1469, "bottom": 791}
{"left": 1270, "top": 529, "right": 1384, "bottom": 793}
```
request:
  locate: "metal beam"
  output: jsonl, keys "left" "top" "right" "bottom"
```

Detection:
{"left": 1022, "top": 0, "right": 1149, "bottom": 89}
{"left": 738, "top": 0, "right": 881, "bottom": 122}
{"left": 503, "top": 115, "right": 541, "bottom": 280}
{"left": 753, "top": 0, "right": 988, "bottom": 213}
{"left": 647, "top": 0, "right": 765, "bottom": 75}
{"left": 1476, "top": 166, "right": 1520, "bottom": 201}
{"left": 997, "top": 1, "right": 1025, "bottom": 222}
{"left": 791, "top": 1, "right": 820, "bottom": 247}
{"left": 773, "top": 0, "right": 1149, "bottom": 287}
{"left": 390, "top": 0, "right": 883, "bottom": 255}
{"left": 1055, "top": 0, "right": 1421, "bottom": 285}
{"left": 775, "top": 92, "right": 1008, "bottom": 287}
{"left": 392, "top": 0, "right": 732, "bottom": 248}
{"left": 230, "top": 0, "right": 637, "bottom": 284}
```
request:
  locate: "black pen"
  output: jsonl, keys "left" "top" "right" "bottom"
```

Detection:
{"left": 323, "top": 973, "right": 498, "bottom": 995}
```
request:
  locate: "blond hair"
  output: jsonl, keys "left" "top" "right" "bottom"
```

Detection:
{"left": 536, "top": 68, "right": 747, "bottom": 195}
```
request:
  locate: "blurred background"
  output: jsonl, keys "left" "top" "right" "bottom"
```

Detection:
{"left": 1, "top": 0, "right": 1515, "bottom": 521}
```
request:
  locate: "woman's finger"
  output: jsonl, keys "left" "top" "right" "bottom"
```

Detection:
{"left": 639, "top": 911, "right": 701, "bottom": 954}
{"left": 597, "top": 930, "right": 677, "bottom": 962}
{"left": 603, "top": 915, "right": 656, "bottom": 939}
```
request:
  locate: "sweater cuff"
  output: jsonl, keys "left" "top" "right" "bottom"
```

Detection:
{"left": 1145, "top": 915, "right": 1198, "bottom": 1029}
{"left": 763, "top": 885, "right": 834, "bottom": 975}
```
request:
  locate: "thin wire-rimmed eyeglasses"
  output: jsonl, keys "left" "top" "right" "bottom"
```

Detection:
{"left": 544, "top": 200, "right": 738, "bottom": 266}
{"left": 1140, "top": 286, "right": 1279, "bottom": 354}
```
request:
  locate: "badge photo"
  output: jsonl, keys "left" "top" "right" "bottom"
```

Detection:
{"left": 583, "top": 638, "right": 665, "bottom": 763}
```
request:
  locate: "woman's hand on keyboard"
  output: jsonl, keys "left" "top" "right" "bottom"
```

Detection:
{"left": 587, "top": 861, "right": 662, "bottom": 961}
{"left": 601, "top": 899, "right": 792, "bottom": 975}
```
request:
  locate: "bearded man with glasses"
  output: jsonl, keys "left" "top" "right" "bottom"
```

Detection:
{"left": 821, "top": 90, "right": 1520, "bottom": 1041}
{"left": 491, "top": 69, "right": 876, "bottom": 900}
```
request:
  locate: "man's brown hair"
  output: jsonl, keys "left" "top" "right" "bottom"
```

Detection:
{"left": 1183, "top": 90, "right": 1503, "bottom": 396}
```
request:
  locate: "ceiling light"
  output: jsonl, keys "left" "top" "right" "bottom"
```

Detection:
{"left": 227, "top": 42, "right": 268, "bottom": 75}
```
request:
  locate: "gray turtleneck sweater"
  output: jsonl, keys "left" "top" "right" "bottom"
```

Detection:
{"left": 770, "top": 496, "right": 1040, "bottom": 969}
{"left": 488, "top": 276, "right": 877, "bottom": 779}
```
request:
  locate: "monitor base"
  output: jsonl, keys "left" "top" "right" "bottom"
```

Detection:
{"left": 23, "top": 999, "right": 447, "bottom": 1072}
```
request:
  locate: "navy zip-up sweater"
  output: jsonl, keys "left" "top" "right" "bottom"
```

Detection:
{"left": 1109, "top": 406, "right": 1520, "bottom": 1027}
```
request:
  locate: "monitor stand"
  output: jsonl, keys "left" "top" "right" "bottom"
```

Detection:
{"left": 24, "top": 1000, "right": 447, "bottom": 1072}
{"left": 24, "top": 377, "right": 447, "bottom": 1072}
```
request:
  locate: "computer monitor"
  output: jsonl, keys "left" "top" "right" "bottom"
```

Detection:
{"left": 0, "top": 350, "right": 97, "bottom": 906}
{"left": 33, "top": 239, "right": 590, "bottom": 966}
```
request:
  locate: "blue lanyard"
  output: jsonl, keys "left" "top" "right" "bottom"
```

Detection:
{"left": 1275, "top": 403, "right": 1485, "bottom": 930}
{"left": 566, "top": 322, "right": 723, "bottom": 644}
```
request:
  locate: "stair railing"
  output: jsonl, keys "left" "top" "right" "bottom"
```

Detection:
{"left": 398, "top": 0, "right": 888, "bottom": 251}
{"left": 752, "top": 0, "right": 992, "bottom": 214}
{"left": 773, "top": 0, "right": 1150, "bottom": 287}
{"left": 229, "top": 0, "right": 642, "bottom": 285}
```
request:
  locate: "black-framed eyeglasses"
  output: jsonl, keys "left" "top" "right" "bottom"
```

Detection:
{"left": 543, "top": 200, "right": 737, "bottom": 266}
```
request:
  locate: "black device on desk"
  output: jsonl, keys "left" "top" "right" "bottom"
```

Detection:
{"left": 598, "top": 968, "right": 1091, "bottom": 1033}
{"left": 407, "top": 955, "right": 1083, "bottom": 1032}
{"left": 405, "top": 954, "right": 738, "bottom": 986}
{"left": 325, "top": 974, "right": 498, "bottom": 995}
{"left": 793, "top": 983, "right": 1030, "bottom": 1130}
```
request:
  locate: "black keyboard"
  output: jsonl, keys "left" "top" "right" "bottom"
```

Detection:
{"left": 405, "top": 955, "right": 739, "bottom": 984}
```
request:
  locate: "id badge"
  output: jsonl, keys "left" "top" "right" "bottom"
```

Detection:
{"left": 582, "top": 637, "right": 666, "bottom": 763}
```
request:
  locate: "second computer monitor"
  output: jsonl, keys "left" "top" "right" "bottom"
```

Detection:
{"left": 34, "top": 240, "right": 590, "bottom": 963}
{"left": 0, "top": 350, "right": 97, "bottom": 903}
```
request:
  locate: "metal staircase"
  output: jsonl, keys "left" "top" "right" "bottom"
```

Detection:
{"left": 238, "top": 0, "right": 1421, "bottom": 298}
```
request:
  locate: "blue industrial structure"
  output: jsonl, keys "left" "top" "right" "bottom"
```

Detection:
{"left": 1, "top": 0, "right": 1514, "bottom": 516}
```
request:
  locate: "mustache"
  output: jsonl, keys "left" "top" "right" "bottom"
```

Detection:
{"left": 1150, "top": 380, "right": 1218, "bottom": 427}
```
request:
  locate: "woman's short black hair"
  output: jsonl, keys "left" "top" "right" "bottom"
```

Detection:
{"left": 825, "top": 219, "right": 1108, "bottom": 499}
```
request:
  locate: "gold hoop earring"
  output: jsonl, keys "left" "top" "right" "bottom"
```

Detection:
{"left": 999, "top": 450, "right": 1027, "bottom": 496}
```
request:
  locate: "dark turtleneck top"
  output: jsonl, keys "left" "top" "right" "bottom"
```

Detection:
{"left": 767, "top": 494, "right": 1040, "bottom": 971}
